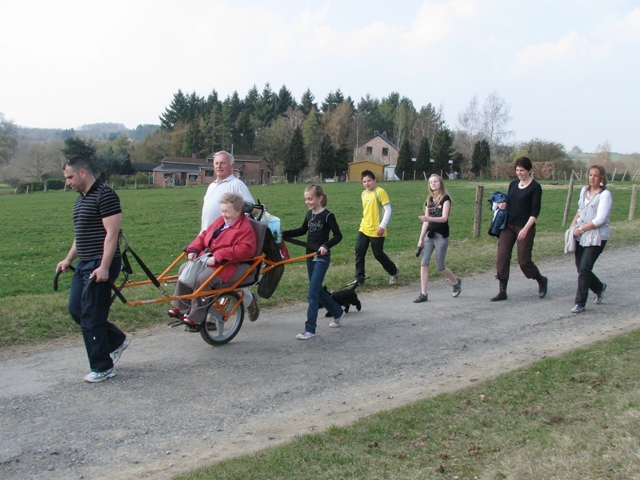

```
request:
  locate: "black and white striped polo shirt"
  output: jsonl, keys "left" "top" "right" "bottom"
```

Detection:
{"left": 72, "top": 181, "right": 122, "bottom": 261}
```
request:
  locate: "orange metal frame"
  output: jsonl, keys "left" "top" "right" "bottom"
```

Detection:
{"left": 119, "top": 250, "right": 315, "bottom": 308}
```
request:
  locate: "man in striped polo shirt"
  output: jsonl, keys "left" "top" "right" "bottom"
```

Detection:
{"left": 57, "top": 156, "right": 129, "bottom": 383}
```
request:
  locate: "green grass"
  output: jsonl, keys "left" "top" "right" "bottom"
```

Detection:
{"left": 0, "top": 180, "right": 638, "bottom": 347}
{"left": 175, "top": 329, "right": 640, "bottom": 479}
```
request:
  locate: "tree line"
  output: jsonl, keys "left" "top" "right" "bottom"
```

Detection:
{"left": 2, "top": 84, "right": 636, "bottom": 186}
{"left": 131, "top": 84, "right": 594, "bottom": 181}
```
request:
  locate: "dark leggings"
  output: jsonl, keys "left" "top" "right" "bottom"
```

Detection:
{"left": 574, "top": 241, "right": 606, "bottom": 307}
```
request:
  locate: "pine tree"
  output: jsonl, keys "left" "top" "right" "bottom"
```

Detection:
{"left": 432, "top": 128, "right": 454, "bottom": 175}
{"left": 159, "top": 90, "right": 188, "bottom": 129}
{"left": 321, "top": 89, "right": 345, "bottom": 113}
{"left": 182, "top": 120, "right": 205, "bottom": 157}
{"left": 299, "top": 89, "right": 317, "bottom": 115}
{"left": 62, "top": 137, "right": 97, "bottom": 162}
{"left": 275, "top": 85, "right": 296, "bottom": 117}
{"left": 284, "top": 126, "right": 306, "bottom": 182}
{"left": 256, "top": 83, "right": 277, "bottom": 127}
{"left": 414, "top": 136, "right": 431, "bottom": 180}
{"left": 394, "top": 138, "right": 414, "bottom": 180}
{"left": 316, "top": 134, "right": 336, "bottom": 178}
{"left": 334, "top": 144, "right": 350, "bottom": 179}
{"left": 471, "top": 139, "right": 490, "bottom": 176}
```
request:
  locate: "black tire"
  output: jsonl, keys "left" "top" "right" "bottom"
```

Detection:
{"left": 200, "top": 291, "right": 244, "bottom": 346}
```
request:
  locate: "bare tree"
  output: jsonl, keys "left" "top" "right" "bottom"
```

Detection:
{"left": 15, "top": 143, "right": 65, "bottom": 181}
{"left": 481, "top": 91, "right": 513, "bottom": 147}
{"left": 282, "top": 106, "right": 305, "bottom": 131}
{"left": 393, "top": 98, "right": 416, "bottom": 152}
{"left": 254, "top": 116, "right": 293, "bottom": 175}
{"left": 130, "top": 129, "right": 171, "bottom": 163}
{"left": 456, "top": 95, "right": 482, "bottom": 160}
{"left": 594, "top": 140, "right": 612, "bottom": 170}
{"left": 321, "top": 101, "right": 355, "bottom": 148}
{"left": 0, "top": 113, "right": 18, "bottom": 165}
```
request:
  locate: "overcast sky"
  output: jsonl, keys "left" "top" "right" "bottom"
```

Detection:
{"left": 1, "top": 0, "right": 639, "bottom": 154}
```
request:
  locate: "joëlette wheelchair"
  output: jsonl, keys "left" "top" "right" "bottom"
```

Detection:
{"left": 54, "top": 203, "right": 315, "bottom": 346}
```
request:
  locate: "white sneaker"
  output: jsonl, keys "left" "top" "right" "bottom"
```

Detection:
{"left": 329, "top": 310, "right": 345, "bottom": 328}
{"left": 389, "top": 264, "right": 400, "bottom": 284}
{"left": 296, "top": 331, "right": 316, "bottom": 340}
{"left": 110, "top": 339, "right": 130, "bottom": 365}
{"left": 84, "top": 368, "right": 116, "bottom": 383}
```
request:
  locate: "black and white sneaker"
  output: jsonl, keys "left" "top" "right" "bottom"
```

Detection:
{"left": 452, "top": 278, "right": 462, "bottom": 297}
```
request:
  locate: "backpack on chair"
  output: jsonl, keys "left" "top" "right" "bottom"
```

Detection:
{"left": 257, "top": 228, "right": 285, "bottom": 299}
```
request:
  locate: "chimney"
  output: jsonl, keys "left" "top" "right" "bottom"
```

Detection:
{"left": 373, "top": 130, "right": 379, "bottom": 137}
{"left": 382, "top": 131, "right": 387, "bottom": 138}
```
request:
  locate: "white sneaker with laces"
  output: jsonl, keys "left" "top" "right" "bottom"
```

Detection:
{"left": 296, "top": 331, "right": 316, "bottom": 340}
{"left": 84, "top": 368, "right": 116, "bottom": 383}
{"left": 110, "top": 339, "right": 130, "bottom": 365}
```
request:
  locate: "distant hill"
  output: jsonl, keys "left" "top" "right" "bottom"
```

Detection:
{"left": 17, "top": 123, "right": 158, "bottom": 142}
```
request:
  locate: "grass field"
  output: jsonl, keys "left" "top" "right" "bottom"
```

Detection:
{"left": 1, "top": 179, "right": 639, "bottom": 347}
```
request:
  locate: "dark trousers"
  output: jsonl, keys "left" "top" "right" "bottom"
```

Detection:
{"left": 496, "top": 224, "right": 541, "bottom": 281}
{"left": 69, "top": 258, "right": 126, "bottom": 373}
{"left": 574, "top": 241, "right": 606, "bottom": 307}
{"left": 355, "top": 232, "right": 397, "bottom": 283}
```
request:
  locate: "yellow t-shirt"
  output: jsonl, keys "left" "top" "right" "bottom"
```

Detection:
{"left": 359, "top": 187, "right": 390, "bottom": 237}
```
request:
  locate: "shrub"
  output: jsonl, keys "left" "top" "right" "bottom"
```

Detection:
{"left": 45, "top": 178, "right": 66, "bottom": 191}
{"left": 16, "top": 181, "right": 44, "bottom": 193}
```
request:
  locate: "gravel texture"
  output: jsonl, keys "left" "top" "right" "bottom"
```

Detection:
{"left": 1, "top": 245, "right": 638, "bottom": 479}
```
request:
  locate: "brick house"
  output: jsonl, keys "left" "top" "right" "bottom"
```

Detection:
{"left": 152, "top": 155, "right": 272, "bottom": 187}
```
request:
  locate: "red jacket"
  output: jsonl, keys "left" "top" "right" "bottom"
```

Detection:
{"left": 186, "top": 215, "right": 257, "bottom": 283}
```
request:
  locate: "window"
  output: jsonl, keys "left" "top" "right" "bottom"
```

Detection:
{"left": 204, "top": 170, "right": 214, "bottom": 178}
{"left": 366, "top": 146, "right": 373, "bottom": 155}
{"left": 188, "top": 174, "right": 198, "bottom": 182}
{"left": 382, "top": 147, "right": 389, "bottom": 156}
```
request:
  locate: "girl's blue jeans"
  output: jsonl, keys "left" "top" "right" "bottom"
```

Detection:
{"left": 305, "top": 254, "right": 343, "bottom": 334}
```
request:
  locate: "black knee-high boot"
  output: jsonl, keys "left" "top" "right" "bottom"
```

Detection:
{"left": 491, "top": 279, "right": 508, "bottom": 301}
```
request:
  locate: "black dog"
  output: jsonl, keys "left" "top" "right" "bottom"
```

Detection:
{"left": 321, "top": 284, "right": 362, "bottom": 317}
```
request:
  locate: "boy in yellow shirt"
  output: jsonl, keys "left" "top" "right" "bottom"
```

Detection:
{"left": 351, "top": 170, "right": 399, "bottom": 286}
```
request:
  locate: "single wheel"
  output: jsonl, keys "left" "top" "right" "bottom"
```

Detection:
{"left": 200, "top": 291, "right": 244, "bottom": 345}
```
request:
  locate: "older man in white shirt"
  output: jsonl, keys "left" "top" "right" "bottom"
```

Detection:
{"left": 201, "top": 151, "right": 260, "bottom": 321}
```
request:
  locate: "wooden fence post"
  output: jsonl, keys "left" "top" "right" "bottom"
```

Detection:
{"left": 473, "top": 185, "right": 484, "bottom": 238}
{"left": 630, "top": 184, "right": 638, "bottom": 221}
{"left": 563, "top": 177, "right": 575, "bottom": 228}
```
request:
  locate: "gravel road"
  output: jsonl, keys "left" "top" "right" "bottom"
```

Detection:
{"left": 1, "top": 245, "right": 639, "bottom": 480}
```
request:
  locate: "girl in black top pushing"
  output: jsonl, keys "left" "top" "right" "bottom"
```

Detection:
{"left": 282, "top": 185, "right": 345, "bottom": 340}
